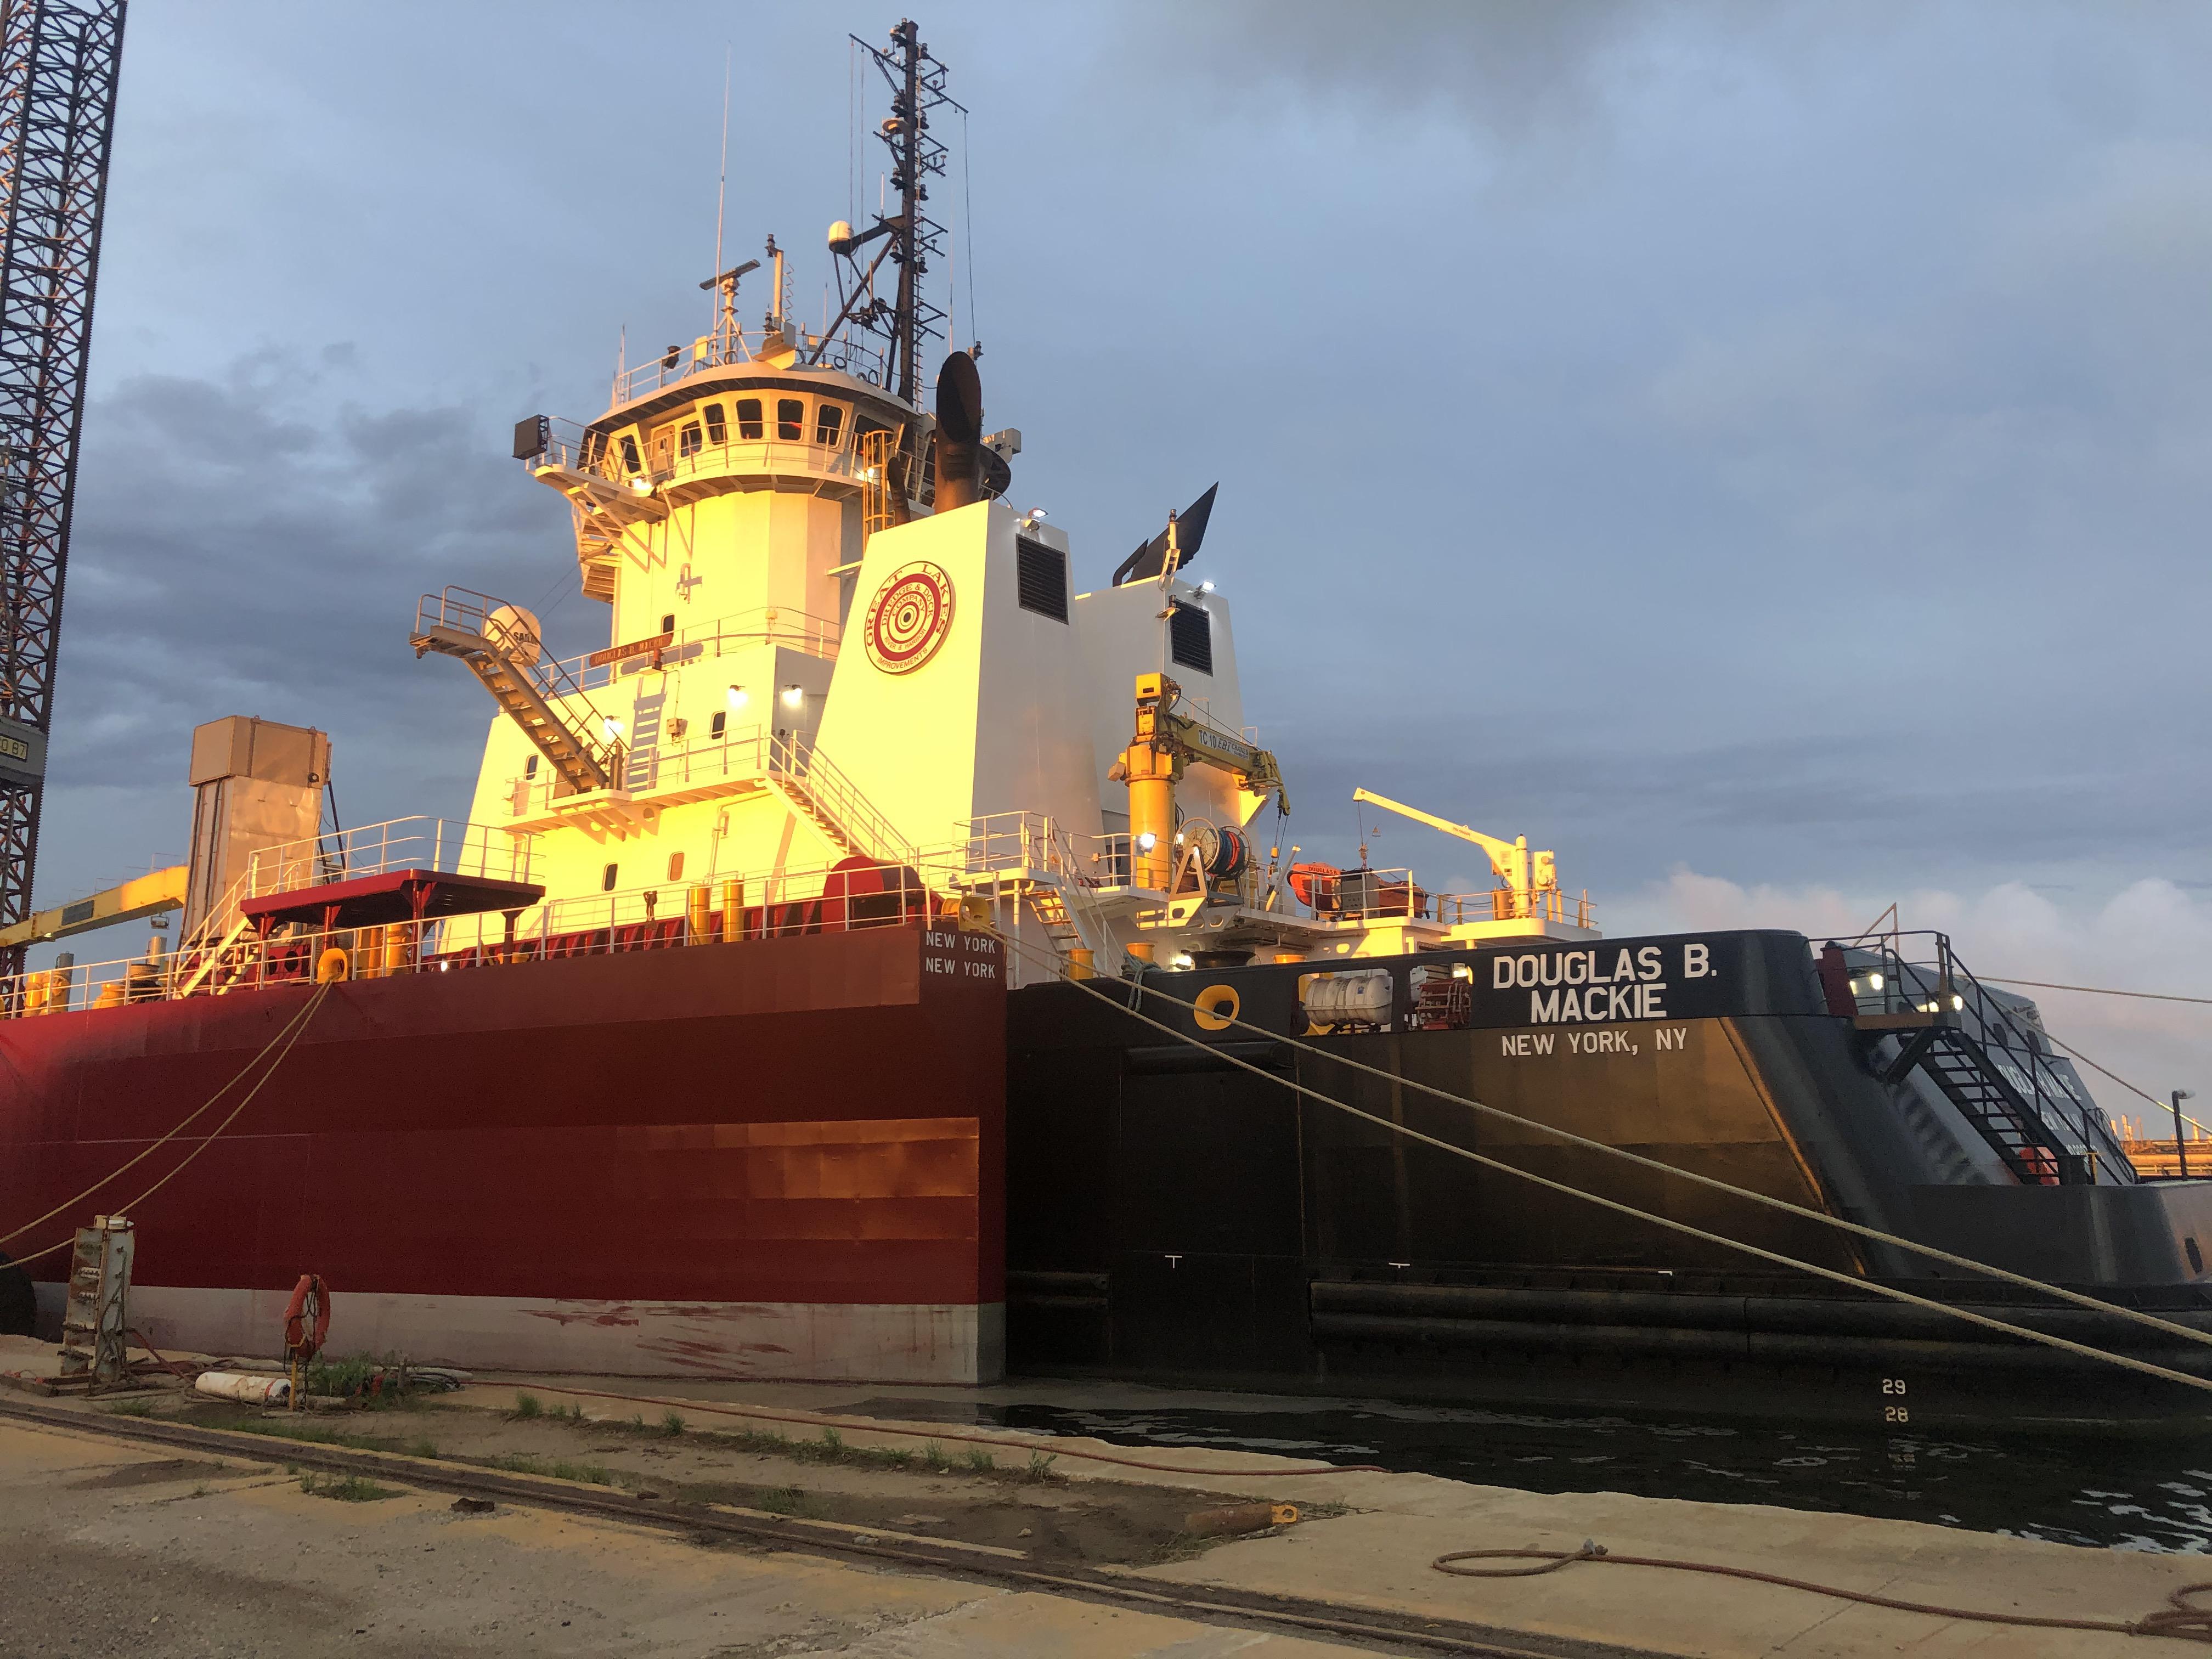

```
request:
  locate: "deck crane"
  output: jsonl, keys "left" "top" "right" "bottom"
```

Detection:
{"left": 0, "top": 0, "right": 128, "bottom": 978}
{"left": 1351, "top": 786, "right": 1561, "bottom": 921}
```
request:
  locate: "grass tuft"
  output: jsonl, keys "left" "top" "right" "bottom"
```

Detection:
{"left": 819, "top": 1427, "right": 844, "bottom": 1455}
{"left": 921, "top": 1441, "right": 949, "bottom": 1471}
{"left": 512, "top": 1391, "right": 542, "bottom": 1419}
{"left": 962, "top": 1448, "right": 995, "bottom": 1473}
{"left": 298, "top": 1471, "right": 396, "bottom": 1502}
{"left": 550, "top": 1459, "right": 614, "bottom": 1486}
{"left": 405, "top": 1437, "right": 438, "bottom": 1459}
{"left": 758, "top": 1484, "right": 821, "bottom": 1517}
{"left": 1025, "top": 1450, "right": 1058, "bottom": 1482}
{"left": 660, "top": 1409, "right": 686, "bottom": 1437}
{"left": 629, "top": 1412, "right": 646, "bottom": 1431}
{"left": 100, "top": 1397, "right": 154, "bottom": 1417}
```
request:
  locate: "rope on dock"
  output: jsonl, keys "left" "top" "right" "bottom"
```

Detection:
{"left": 1432, "top": 1541, "right": 2212, "bottom": 1644}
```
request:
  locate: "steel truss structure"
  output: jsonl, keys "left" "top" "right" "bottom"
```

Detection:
{"left": 0, "top": 0, "right": 125, "bottom": 977}
{"left": 820, "top": 19, "right": 961, "bottom": 409}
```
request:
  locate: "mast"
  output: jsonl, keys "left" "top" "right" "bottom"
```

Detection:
{"left": 825, "top": 18, "right": 961, "bottom": 405}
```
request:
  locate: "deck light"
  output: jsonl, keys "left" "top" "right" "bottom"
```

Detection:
{"left": 1951, "top": 994, "right": 1965, "bottom": 1011}
{"left": 602, "top": 717, "right": 623, "bottom": 740}
{"left": 1199, "top": 580, "right": 1215, "bottom": 593}
{"left": 726, "top": 685, "right": 748, "bottom": 710}
{"left": 1136, "top": 831, "right": 1157, "bottom": 851}
{"left": 780, "top": 684, "right": 805, "bottom": 709}
{"left": 1869, "top": 972, "right": 1884, "bottom": 990}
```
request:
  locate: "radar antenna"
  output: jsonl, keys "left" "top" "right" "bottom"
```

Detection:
{"left": 0, "top": 0, "right": 127, "bottom": 979}
{"left": 813, "top": 19, "right": 962, "bottom": 405}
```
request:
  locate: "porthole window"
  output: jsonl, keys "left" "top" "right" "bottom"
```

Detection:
{"left": 679, "top": 422, "right": 702, "bottom": 458}
{"left": 736, "top": 398, "right": 763, "bottom": 440}
{"left": 602, "top": 862, "right": 619, "bottom": 891}
{"left": 667, "top": 851, "right": 685, "bottom": 882}
{"left": 703, "top": 403, "right": 727, "bottom": 444}
{"left": 815, "top": 403, "right": 844, "bottom": 447}
{"left": 776, "top": 397, "right": 804, "bottom": 440}
{"left": 619, "top": 434, "right": 642, "bottom": 474}
{"left": 660, "top": 613, "right": 675, "bottom": 635}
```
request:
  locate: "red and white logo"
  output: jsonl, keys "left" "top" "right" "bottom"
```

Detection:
{"left": 865, "top": 561, "right": 956, "bottom": 675}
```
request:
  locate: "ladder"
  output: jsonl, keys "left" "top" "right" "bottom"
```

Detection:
{"left": 411, "top": 589, "right": 616, "bottom": 795}
{"left": 1885, "top": 1024, "right": 2072, "bottom": 1184}
{"left": 57, "top": 1216, "right": 133, "bottom": 1391}
{"left": 1024, "top": 883, "right": 1088, "bottom": 959}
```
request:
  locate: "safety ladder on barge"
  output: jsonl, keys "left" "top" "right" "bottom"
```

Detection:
{"left": 1823, "top": 931, "right": 2135, "bottom": 1186}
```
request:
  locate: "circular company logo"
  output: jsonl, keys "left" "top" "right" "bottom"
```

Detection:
{"left": 865, "top": 561, "right": 956, "bottom": 675}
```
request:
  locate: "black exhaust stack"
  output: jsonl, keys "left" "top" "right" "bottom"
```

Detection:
{"left": 933, "top": 349, "right": 985, "bottom": 512}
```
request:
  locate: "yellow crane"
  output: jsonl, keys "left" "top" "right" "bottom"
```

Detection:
{"left": 1351, "top": 788, "right": 1558, "bottom": 920}
{"left": 0, "top": 865, "right": 187, "bottom": 951}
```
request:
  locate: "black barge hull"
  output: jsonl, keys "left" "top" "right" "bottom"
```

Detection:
{"left": 1005, "top": 929, "right": 2212, "bottom": 1429}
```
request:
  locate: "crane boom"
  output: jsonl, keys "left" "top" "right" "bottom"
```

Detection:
{"left": 1352, "top": 786, "right": 1558, "bottom": 915}
{"left": 0, "top": 0, "right": 127, "bottom": 978}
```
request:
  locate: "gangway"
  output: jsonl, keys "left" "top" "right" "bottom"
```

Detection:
{"left": 410, "top": 588, "right": 618, "bottom": 795}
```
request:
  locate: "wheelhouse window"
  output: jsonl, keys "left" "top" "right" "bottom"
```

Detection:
{"left": 679, "top": 422, "right": 702, "bottom": 458}
{"left": 703, "top": 403, "right": 727, "bottom": 444}
{"left": 619, "top": 434, "right": 643, "bottom": 474}
{"left": 709, "top": 710, "right": 727, "bottom": 738}
{"left": 776, "top": 397, "right": 805, "bottom": 440}
{"left": 602, "top": 863, "right": 619, "bottom": 891}
{"left": 736, "top": 398, "right": 764, "bottom": 440}
{"left": 815, "top": 403, "right": 845, "bottom": 447}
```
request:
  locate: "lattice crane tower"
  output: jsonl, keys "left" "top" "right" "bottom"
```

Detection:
{"left": 0, "top": 0, "right": 126, "bottom": 977}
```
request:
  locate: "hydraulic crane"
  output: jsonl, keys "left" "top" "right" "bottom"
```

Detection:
{"left": 0, "top": 0, "right": 128, "bottom": 978}
{"left": 1351, "top": 786, "right": 1560, "bottom": 921}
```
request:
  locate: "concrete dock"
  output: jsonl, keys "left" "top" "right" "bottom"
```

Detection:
{"left": 3, "top": 1344, "right": 2206, "bottom": 1656}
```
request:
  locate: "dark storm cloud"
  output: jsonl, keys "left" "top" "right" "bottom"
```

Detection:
{"left": 27, "top": 0, "right": 2212, "bottom": 1056}
{"left": 42, "top": 356, "right": 578, "bottom": 885}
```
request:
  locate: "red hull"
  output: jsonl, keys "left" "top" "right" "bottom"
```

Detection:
{"left": 0, "top": 924, "right": 1007, "bottom": 1375}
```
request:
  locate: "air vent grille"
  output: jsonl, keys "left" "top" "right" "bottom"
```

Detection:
{"left": 1016, "top": 537, "right": 1069, "bottom": 623}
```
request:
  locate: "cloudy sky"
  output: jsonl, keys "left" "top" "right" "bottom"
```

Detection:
{"left": 32, "top": 1, "right": 2212, "bottom": 1103}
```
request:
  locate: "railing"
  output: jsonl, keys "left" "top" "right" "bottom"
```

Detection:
{"left": 606, "top": 327, "right": 890, "bottom": 407}
{"left": 958, "top": 811, "right": 1141, "bottom": 892}
{"left": 414, "top": 586, "right": 619, "bottom": 780}
{"left": 1837, "top": 930, "right": 2135, "bottom": 1184}
{"left": 246, "top": 816, "right": 537, "bottom": 901}
{"left": 0, "top": 854, "right": 937, "bottom": 1016}
{"left": 771, "top": 733, "right": 920, "bottom": 873}
{"left": 536, "top": 605, "right": 843, "bottom": 696}
{"left": 530, "top": 414, "right": 870, "bottom": 499}
{"left": 1434, "top": 887, "right": 1596, "bottom": 928}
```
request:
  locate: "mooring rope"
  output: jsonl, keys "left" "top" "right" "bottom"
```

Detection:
{"left": 0, "top": 982, "right": 333, "bottom": 1273}
{"left": 985, "top": 927, "right": 2212, "bottom": 1395}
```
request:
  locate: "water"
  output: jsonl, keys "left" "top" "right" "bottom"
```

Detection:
{"left": 966, "top": 1400, "right": 2212, "bottom": 1553}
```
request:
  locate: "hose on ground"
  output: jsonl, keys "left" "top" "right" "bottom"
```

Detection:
{"left": 1432, "top": 1540, "right": 2212, "bottom": 1644}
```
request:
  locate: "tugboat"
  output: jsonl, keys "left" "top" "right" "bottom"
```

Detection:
{"left": 2, "top": 20, "right": 2207, "bottom": 1427}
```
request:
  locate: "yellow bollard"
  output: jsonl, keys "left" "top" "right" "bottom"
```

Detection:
{"left": 1126, "top": 941, "right": 1155, "bottom": 964}
{"left": 357, "top": 926, "right": 384, "bottom": 980}
{"left": 383, "top": 925, "right": 409, "bottom": 977}
{"left": 687, "top": 884, "right": 711, "bottom": 944}
{"left": 1068, "top": 947, "right": 1095, "bottom": 980}
{"left": 720, "top": 878, "right": 746, "bottom": 941}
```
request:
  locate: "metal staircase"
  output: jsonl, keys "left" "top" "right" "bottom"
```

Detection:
{"left": 1838, "top": 930, "right": 2134, "bottom": 1187}
{"left": 1024, "top": 883, "right": 1088, "bottom": 957}
{"left": 765, "top": 734, "right": 919, "bottom": 873}
{"left": 410, "top": 588, "right": 618, "bottom": 795}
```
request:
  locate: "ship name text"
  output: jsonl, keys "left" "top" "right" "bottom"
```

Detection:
{"left": 1491, "top": 941, "right": 1714, "bottom": 1025}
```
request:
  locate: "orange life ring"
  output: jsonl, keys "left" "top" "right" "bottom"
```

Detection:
{"left": 283, "top": 1273, "right": 330, "bottom": 1359}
